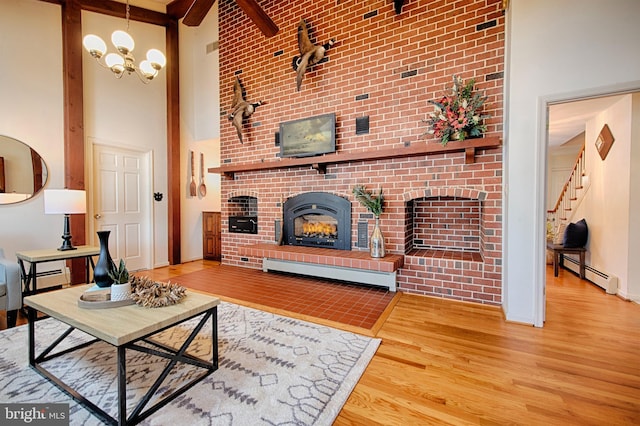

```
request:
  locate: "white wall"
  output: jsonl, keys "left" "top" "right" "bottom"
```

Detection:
{"left": 628, "top": 93, "right": 640, "bottom": 301}
{"left": 576, "top": 96, "right": 633, "bottom": 298}
{"left": 81, "top": 10, "right": 169, "bottom": 268}
{"left": 178, "top": 4, "right": 221, "bottom": 262}
{"left": 0, "top": 0, "right": 65, "bottom": 263}
{"left": 505, "top": 0, "right": 640, "bottom": 324}
{"left": 0, "top": 0, "right": 220, "bottom": 271}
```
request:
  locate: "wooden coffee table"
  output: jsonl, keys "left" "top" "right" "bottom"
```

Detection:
{"left": 24, "top": 285, "right": 220, "bottom": 425}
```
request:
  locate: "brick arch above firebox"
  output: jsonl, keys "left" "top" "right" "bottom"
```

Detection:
{"left": 402, "top": 187, "right": 489, "bottom": 202}
{"left": 226, "top": 190, "right": 260, "bottom": 200}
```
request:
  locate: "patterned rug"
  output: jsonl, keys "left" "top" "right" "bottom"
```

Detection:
{"left": 0, "top": 302, "right": 380, "bottom": 425}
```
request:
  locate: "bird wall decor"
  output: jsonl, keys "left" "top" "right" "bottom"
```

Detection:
{"left": 292, "top": 18, "right": 336, "bottom": 92}
{"left": 228, "top": 77, "right": 265, "bottom": 143}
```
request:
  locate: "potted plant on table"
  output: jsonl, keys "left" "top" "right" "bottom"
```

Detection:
{"left": 108, "top": 259, "right": 131, "bottom": 301}
{"left": 353, "top": 185, "right": 385, "bottom": 258}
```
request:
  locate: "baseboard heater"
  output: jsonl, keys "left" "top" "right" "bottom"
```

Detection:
{"left": 562, "top": 256, "right": 617, "bottom": 294}
{"left": 262, "top": 258, "right": 397, "bottom": 291}
{"left": 36, "top": 267, "right": 70, "bottom": 289}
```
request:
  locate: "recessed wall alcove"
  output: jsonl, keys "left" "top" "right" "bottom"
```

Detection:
{"left": 398, "top": 187, "right": 498, "bottom": 303}
{"left": 403, "top": 187, "right": 488, "bottom": 262}
{"left": 226, "top": 191, "right": 259, "bottom": 235}
{"left": 227, "top": 194, "right": 258, "bottom": 217}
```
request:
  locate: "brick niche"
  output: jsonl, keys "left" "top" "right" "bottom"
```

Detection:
{"left": 216, "top": 0, "right": 504, "bottom": 305}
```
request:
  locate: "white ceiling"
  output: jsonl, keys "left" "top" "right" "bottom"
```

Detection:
{"left": 127, "top": 0, "right": 172, "bottom": 12}
{"left": 548, "top": 95, "right": 624, "bottom": 147}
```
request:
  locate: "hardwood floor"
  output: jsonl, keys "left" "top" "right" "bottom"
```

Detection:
{"left": 3, "top": 261, "right": 639, "bottom": 424}
{"left": 336, "top": 266, "right": 640, "bottom": 425}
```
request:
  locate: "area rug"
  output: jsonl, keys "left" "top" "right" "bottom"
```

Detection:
{"left": 0, "top": 302, "right": 380, "bottom": 425}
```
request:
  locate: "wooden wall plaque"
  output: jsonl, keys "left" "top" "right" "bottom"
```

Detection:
{"left": 595, "top": 124, "right": 615, "bottom": 160}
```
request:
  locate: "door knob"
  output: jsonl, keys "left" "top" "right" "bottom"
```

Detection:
{"left": 94, "top": 214, "right": 102, "bottom": 219}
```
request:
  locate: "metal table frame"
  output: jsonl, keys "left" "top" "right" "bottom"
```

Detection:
{"left": 16, "top": 246, "right": 100, "bottom": 296}
{"left": 27, "top": 306, "right": 218, "bottom": 425}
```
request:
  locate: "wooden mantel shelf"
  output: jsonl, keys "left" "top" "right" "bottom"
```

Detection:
{"left": 209, "top": 136, "right": 501, "bottom": 179}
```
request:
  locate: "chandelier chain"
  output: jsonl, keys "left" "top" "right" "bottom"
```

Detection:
{"left": 126, "top": 0, "right": 130, "bottom": 31}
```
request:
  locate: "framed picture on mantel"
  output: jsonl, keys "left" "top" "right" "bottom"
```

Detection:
{"left": 595, "top": 123, "right": 615, "bottom": 160}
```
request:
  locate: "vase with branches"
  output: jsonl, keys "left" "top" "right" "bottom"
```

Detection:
{"left": 353, "top": 185, "right": 385, "bottom": 258}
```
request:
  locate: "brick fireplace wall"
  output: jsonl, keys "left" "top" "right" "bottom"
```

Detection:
{"left": 217, "top": 0, "right": 504, "bottom": 304}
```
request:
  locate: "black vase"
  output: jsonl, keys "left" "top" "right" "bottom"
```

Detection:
{"left": 94, "top": 230, "right": 114, "bottom": 288}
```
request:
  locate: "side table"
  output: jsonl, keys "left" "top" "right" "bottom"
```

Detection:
{"left": 16, "top": 246, "right": 100, "bottom": 296}
{"left": 546, "top": 241, "right": 586, "bottom": 279}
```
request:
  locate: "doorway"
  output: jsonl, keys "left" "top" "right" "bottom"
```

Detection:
{"left": 91, "top": 143, "right": 153, "bottom": 272}
{"left": 543, "top": 90, "right": 639, "bottom": 322}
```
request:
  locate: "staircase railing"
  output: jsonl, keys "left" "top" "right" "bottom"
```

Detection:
{"left": 547, "top": 143, "right": 586, "bottom": 229}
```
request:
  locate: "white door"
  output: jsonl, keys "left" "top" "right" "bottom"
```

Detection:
{"left": 92, "top": 144, "right": 152, "bottom": 272}
{"left": 549, "top": 168, "right": 572, "bottom": 210}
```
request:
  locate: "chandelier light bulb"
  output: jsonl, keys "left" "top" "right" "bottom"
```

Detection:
{"left": 139, "top": 60, "right": 157, "bottom": 79}
{"left": 112, "top": 64, "right": 125, "bottom": 76}
{"left": 146, "top": 49, "right": 166, "bottom": 70}
{"left": 82, "top": 34, "right": 106, "bottom": 59}
{"left": 112, "top": 30, "right": 135, "bottom": 55}
{"left": 104, "top": 53, "right": 124, "bottom": 72}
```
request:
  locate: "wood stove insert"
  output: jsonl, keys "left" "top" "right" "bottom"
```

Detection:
{"left": 283, "top": 192, "right": 351, "bottom": 250}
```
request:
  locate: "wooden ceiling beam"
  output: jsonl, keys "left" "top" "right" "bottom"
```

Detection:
{"left": 61, "top": 0, "right": 88, "bottom": 283}
{"left": 167, "top": 0, "right": 194, "bottom": 19}
{"left": 182, "top": 0, "right": 215, "bottom": 26}
{"left": 235, "top": 0, "right": 278, "bottom": 37}
{"left": 78, "top": 0, "right": 172, "bottom": 27}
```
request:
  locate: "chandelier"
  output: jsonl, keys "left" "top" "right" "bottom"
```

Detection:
{"left": 82, "top": 0, "right": 166, "bottom": 83}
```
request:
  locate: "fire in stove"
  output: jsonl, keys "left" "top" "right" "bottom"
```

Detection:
{"left": 302, "top": 221, "right": 337, "bottom": 238}
{"left": 295, "top": 215, "right": 338, "bottom": 239}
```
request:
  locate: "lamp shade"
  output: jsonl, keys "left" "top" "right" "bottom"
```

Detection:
{"left": 105, "top": 53, "right": 125, "bottom": 69}
{"left": 44, "top": 189, "right": 87, "bottom": 215}
{"left": 138, "top": 60, "right": 156, "bottom": 79}
{"left": 112, "top": 30, "right": 134, "bottom": 54}
{"left": 146, "top": 49, "right": 166, "bottom": 70}
{"left": 82, "top": 34, "right": 107, "bottom": 58}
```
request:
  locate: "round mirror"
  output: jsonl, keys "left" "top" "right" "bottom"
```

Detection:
{"left": 0, "top": 135, "right": 48, "bottom": 204}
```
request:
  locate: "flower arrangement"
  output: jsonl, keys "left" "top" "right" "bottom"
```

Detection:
{"left": 352, "top": 185, "right": 384, "bottom": 217}
{"left": 424, "top": 75, "right": 490, "bottom": 146}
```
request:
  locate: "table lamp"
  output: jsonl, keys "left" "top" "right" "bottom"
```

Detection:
{"left": 44, "top": 189, "right": 87, "bottom": 251}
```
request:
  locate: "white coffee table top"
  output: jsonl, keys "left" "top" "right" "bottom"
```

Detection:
{"left": 24, "top": 284, "right": 220, "bottom": 346}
